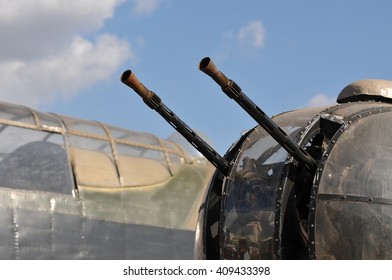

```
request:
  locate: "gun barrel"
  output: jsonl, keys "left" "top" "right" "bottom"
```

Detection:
{"left": 199, "top": 57, "right": 229, "bottom": 88}
{"left": 199, "top": 57, "right": 316, "bottom": 172}
{"left": 121, "top": 70, "right": 153, "bottom": 101}
{"left": 121, "top": 69, "right": 230, "bottom": 175}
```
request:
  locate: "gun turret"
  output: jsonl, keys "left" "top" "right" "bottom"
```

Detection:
{"left": 121, "top": 70, "right": 230, "bottom": 175}
{"left": 199, "top": 57, "right": 316, "bottom": 171}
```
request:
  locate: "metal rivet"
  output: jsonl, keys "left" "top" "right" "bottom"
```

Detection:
{"left": 342, "top": 195, "right": 347, "bottom": 200}
{"left": 369, "top": 197, "right": 374, "bottom": 202}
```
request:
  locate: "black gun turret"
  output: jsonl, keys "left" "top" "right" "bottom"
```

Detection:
{"left": 199, "top": 57, "right": 316, "bottom": 171}
{"left": 121, "top": 70, "right": 230, "bottom": 175}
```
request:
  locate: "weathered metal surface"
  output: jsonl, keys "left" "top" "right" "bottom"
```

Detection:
{"left": 197, "top": 99, "right": 392, "bottom": 260}
{"left": 337, "top": 79, "right": 392, "bottom": 103}
{"left": 0, "top": 189, "right": 195, "bottom": 259}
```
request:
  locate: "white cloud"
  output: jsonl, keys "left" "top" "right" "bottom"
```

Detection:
{"left": 308, "top": 93, "right": 336, "bottom": 107}
{"left": 0, "top": 35, "right": 133, "bottom": 106}
{"left": 132, "top": 0, "right": 160, "bottom": 15}
{"left": 0, "top": 0, "right": 135, "bottom": 107}
{"left": 238, "top": 21, "right": 265, "bottom": 49}
{"left": 219, "top": 20, "right": 266, "bottom": 59}
{"left": 0, "top": 0, "right": 122, "bottom": 59}
{"left": 0, "top": 0, "right": 120, "bottom": 27}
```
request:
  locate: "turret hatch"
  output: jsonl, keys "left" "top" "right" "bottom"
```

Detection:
{"left": 337, "top": 79, "right": 392, "bottom": 103}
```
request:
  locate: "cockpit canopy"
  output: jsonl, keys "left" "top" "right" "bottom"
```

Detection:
{"left": 0, "top": 101, "right": 192, "bottom": 194}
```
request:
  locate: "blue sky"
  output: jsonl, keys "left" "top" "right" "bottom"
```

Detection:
{"left": 1, "top": 0, "right": 392, "bottom": 154}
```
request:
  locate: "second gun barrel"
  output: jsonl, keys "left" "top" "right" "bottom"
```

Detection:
{"left": 199, "top": 57, "right": 316, "bottom": 171}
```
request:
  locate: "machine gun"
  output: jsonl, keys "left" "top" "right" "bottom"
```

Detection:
{"left": 121, "top": 70, "right": 230, "bottom": 175}
{"left": 121, "top": 57, "right": 317, "bottom": 174}
{"left": 198, "top": 57, "right": 316, "bottom": 172}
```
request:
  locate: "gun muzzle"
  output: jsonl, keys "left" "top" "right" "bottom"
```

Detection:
{"left": 199, "top": 57, "right": 317, "bottom": 172}
{"left": 199, "top": 57, "right": 230, "bottom": 89}
{"left": 121, "top": 70, "right": 154, "bottom": 101}
{"left": 121, "top": 69, "right": 230, "bottom": 175}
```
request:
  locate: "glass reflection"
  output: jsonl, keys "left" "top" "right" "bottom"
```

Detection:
{"left": 223, "top": 126, "right": 294, "bottom": 259}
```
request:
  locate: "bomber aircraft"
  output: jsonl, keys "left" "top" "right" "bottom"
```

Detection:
{"left": 2, "top": 56, "right": 392, "bottom": 260}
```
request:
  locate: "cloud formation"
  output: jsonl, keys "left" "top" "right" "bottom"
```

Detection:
{"left": 0, "top": 0, "right": 134, "bottom": 107}
{"left": 131, "top": 0, "right": 161, "bottom": 15}
{"left": 308, "top": 93, "right": 336, "bottom": 107}
{"left": 0, "top": 35, "right": 133, "bottom": 106}
{"left": 219, "top": 20, "right": 266, "bottom": 59}
{"left": 238, "top": 21, "right": 266, "bottom": 49}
